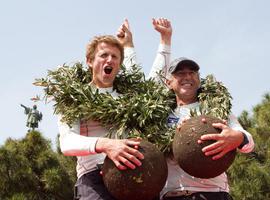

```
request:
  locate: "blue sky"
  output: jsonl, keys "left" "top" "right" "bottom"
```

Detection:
{"left": 1, "top": 0, "right": 269, "bottom": 146}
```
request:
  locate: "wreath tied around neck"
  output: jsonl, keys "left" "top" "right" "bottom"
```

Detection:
{"left": 34, "top": 63, "right": 232, "bottom": 153}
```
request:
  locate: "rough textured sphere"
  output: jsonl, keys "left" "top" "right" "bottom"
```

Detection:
{"left": 173, "top": 115, "right": 236, "bottom": 178}
{"left": 102, "top": 140, "right": 168, "bottom": 200}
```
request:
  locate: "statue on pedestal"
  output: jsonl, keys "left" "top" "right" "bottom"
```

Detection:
{"left": 20, "top": 104, "right": 43, "bottom": 131}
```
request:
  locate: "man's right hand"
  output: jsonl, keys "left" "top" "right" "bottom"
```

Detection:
{"left": 95, "top": 137, "right": 144, "bottom": 170}
{"left": 116, "top": 19, "right": 134, "bottom": 48}
{"left": 152, "top": 18, "right": 172, "bottom": 45}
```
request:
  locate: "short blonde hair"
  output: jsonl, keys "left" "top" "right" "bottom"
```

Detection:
{"left": 86, "top": 35, "right": 124, "bottom": 64}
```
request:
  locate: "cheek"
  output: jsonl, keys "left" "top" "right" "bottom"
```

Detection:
{"left": 114, "top": 63, "right": 121, "bottom": 73}
{"left": 115, "top": 60, "right": 121, "bottom": 69}
{"left": 195, "top": 79, "right": 201, "bottom": 89}
{"left": 114, "top": 68, "right": 120, "bottom": 76}
{"left": 92, "top": 60, "right": 103, "bottom": 71}
{"left": 170, "top": 80, "right": 179, "bottom": 90}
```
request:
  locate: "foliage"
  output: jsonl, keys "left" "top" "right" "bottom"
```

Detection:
{"left": 34, "top": 63, "right": 176, "bottom": 152}
{"left": 34, "top": 63, "right": 232, "bottom": 153}
{"left": 228, "top": 92, "right": 270, "bottom": 200}
{"left": 190, "top": 74, "right": 232, "bottom": 120}
{"left": 0, "top": 131, "right": 76, "bottom": 200}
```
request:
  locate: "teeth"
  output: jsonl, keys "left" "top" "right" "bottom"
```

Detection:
{"left": 182, "top": 83, "right": 192, "bottom": 86}
{"left": 105, "top": 66, "right": 112, "bottom": 70}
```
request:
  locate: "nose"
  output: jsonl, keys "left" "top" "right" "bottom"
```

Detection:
{"left": 106, "top": 55, "right": 113, "bottom": 63}
{"left": 185, "top": 72, "right": 193, "bottom": 78}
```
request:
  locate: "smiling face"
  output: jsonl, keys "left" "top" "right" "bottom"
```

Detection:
{"left": 167, "top": 67, "right": 201, "bottom": 105}
{"left": 87, "top": 42, "right": 122, "bottom": 88}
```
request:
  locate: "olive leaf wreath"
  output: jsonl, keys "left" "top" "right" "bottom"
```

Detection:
{"left": 34, "top": 62, "right": 232, "bottom": 153}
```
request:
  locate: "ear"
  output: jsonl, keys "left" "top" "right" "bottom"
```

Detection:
{"left": 165, "top": 79, "right": 173, "bottom": 90}
{"left": 87, "top": 58, "right": 93, "bottom": 69}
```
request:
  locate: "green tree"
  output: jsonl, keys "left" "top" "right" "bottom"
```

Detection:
{"left": 0, "top": 131, "right": 76, "bottom": 200}
{"left": 228, "top": 92, "right": 270, "bottom": 200}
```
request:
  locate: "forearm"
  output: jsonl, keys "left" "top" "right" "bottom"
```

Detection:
{"left": 57, "top": 117, "right": 98, "bottom": 156}
{"left": 228, "top": 114, "right": 255, "bottom": 153}
{"left": 123, "top": 47, "right": 138, "bottom": 71}
{"left": 233, "top": 128, "right": 255, "bottom": 153}
{"left": 147, "top": 44, "right": 171, "bottom": 80}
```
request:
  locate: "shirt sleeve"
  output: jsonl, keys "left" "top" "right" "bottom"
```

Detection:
{"left": 227, "top": 114, "right": 255, "bottom": 153}
{"left": 123, "top": 47, "right": 138, "bottom": 71}
{"left": 147, "top": 44, "right": 171, "bottom": 80}
{"left": 57, "top": 116, "right": 99, "bottom": 156}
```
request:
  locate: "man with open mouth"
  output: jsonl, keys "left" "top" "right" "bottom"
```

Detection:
{"left": 58, "top": 34, "right": 144, "bottom": 200}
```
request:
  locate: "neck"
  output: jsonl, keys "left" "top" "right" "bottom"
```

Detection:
{"left": 176, "top": 95, "right": 198, "bottom": 106}
{"left": 90, "top": 81, "right": 112, "bottom": 89}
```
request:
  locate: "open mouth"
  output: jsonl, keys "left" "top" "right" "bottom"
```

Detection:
{"left": 104, "top": 66, "right": 113, "bottom": 74}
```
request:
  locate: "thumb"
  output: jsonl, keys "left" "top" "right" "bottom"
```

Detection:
{"left": 212, "top": 122, "right": 227, "bottom": 130}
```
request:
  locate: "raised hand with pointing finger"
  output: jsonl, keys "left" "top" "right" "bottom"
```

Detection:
{"left": 117, "top": 19, "right": 134, "bottom": 47}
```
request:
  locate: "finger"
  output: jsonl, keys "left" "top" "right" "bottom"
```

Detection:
{"left": 211, "top": 151, "right": 227, "bottom": 160}
{"left": 161, "top": 18, "right": 168, "bottom": 27}
{"left": 128, "top": 146, "right": 144, "bottom": 160}
{"left": 124, "top": 140, "right": 144, "bottom": 159}
{"left": 222, "top": 119, "right": 227, "bottom": 125}
{"left": 202, "top": 140, "right": 223, "bottom": 152}
{"left": 156, "top": 18, "right": 162, "bottom": 26}
{"left": 152, "top": 18, "right": 158, "bottom": 28}
{"left": 200, "top": 133, "right": 222, "bottom": 141}
{"left": 121, "top": 24, "right": 130, "bottom": 34}
{"left": 164, "top": 19, "right": 169, "bottom": 27}
{"left": 122, "top": 151, "right": 142, "bottom": 167}
{"left": 124, "top": 18, "right": 130, "bottom": 30}
{"left": 160, "top": 17, "right": 166, "bottom": 24}
{"left": 119, "top": 156, "right": 136, "bottom": 169}
{"left": 125, "top": 139, "right": 141, "bottom": 147}
{"left": 212, "top": 122, "right": 228, "bottom": 130}
{"left": 117, "top": 30, "right": 125, "bottom": 38}
{"left": 114, "top": 160, "right": 127, "bottom": 170}
{"left": 116, "top": 25, "right": 125, "bottom": 38}
{"left": 204, "top": 145, "right": 224, "bottom": 156}
{"left": 167, "top": 20, "right": 171, "bottom": 28}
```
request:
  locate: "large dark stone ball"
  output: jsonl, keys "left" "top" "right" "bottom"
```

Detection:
{"left": 173, "top": 115, "right": 236, "bottom": 178}
{"left": 102, "top": 140, "right": 168, "bottom": 200}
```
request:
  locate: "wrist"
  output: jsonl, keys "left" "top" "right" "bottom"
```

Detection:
{"left": 95, "top": 138, "right": 109, "bottom": 153}
{"left": 124, "top": 41, "right": 134, "bottom": 48}
{"left": 238, "top": 132, "right": 249, "bottom": 149}
{"left": 160, "top": 35, "right": 171, "bottom": 45}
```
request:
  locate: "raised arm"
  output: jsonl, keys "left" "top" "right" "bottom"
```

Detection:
{"left": 148, "top": 18, "right": 172, "bottom": 80}
{"left": 20, "top": 104, "right": 30, "bottom": 114}
{"left": 20, "top": 104, "right": 28, "bottom": 109}
{"left": 116, "top": 19, "right": 138, "bottom": 69}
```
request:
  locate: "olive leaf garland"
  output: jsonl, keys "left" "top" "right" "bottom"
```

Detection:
{"left": 190, "top": 75, "right": 232, "bottom": 120}
{"left": 34, "top": 63, "right": 176, "bottom": 152}
{"left": 34, "top": 63, "right": 232, "bottom": 153}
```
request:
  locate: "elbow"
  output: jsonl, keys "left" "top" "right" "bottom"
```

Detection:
{"left": 59, "top": 134, "right": 74, "bottom": 156}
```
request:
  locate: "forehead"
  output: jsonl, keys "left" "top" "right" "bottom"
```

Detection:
{"left": 96, "top": 42, "right": 121, "bottom": 53}
{"left": 171, "top": 68, "right": 200, "bottom": 79}
{"left": 173, "top": 67, "right": 198, "bottom": 74}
